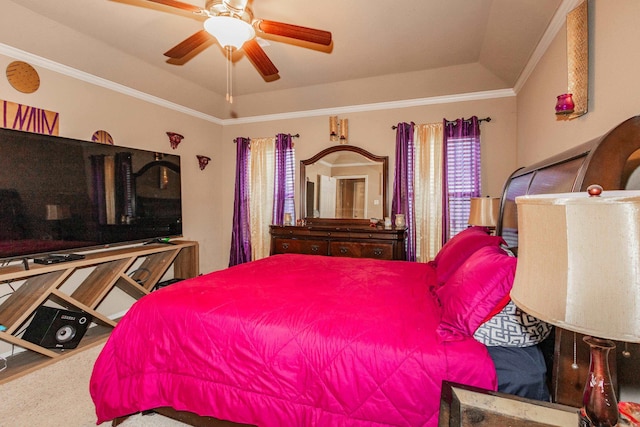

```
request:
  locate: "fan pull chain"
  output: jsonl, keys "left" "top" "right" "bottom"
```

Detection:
{"left": 226, "top": 46, "right": 233, "bottom": 104}
{"left": 571, "top": 332, "right": 579, "bottom": 370}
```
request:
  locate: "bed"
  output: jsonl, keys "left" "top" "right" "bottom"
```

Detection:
{"left": 91, "top": 115, "right": 640, "bottom": 425}
{"left": 90, "top": 227, "right": 531, "bottom": 426}
{"left": 496, "top": 115, "right": 640, "bottom": 407}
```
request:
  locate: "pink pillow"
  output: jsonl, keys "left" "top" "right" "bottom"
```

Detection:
{"left": 433, "top": 226, "right": 505, "bottom": 284}
{"left": 436, "top": 245, "right": 516, "bottom": 341}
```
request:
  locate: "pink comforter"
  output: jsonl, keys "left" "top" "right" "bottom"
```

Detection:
{"left": 91, "top": 254, "right": 496, "bottom": 426}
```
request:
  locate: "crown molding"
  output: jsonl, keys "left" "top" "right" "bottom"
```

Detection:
{"left": 0, "top": 43, "right": 515, "bottom": 126}
{"left": 221, "top": 89, "right": 515, "bottom": 125}
{"left": 0, "top": 43, "right": 223, "bottom": 125}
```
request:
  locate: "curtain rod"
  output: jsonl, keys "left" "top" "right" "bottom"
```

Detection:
{"left": 234, "top": 133, "right": 300, "bottom": 142}
{"left": 391, "top": 117, "right": 491, "bottom": 130}
{"left": 250, "top": 134, "right": 300, "bottom": 140}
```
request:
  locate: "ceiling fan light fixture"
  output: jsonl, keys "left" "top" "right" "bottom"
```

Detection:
{"left": 220, "top": 0, "right": 249, "bottom": 14}
{"left": 204, "top": 16, "right": 255, "bottom": 49}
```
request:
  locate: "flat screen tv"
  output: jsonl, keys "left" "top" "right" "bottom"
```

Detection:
{"left": 0, "top": 127, "right": 182, "bottom": 260}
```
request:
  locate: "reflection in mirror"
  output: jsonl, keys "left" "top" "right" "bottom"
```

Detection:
{"left": 300, "top": 146, "right": 388, "bottom": 220}
{"left": 135, "top": 156, "right": 181, "bottom": 199}
{"left": 133, "top": 155, "right": 181, "bottom": 229}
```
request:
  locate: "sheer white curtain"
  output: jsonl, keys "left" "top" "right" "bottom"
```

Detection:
{"left": 414, "top": 123, "right": 444, "bottom": 262}
{"left": 249, "top": 137, "right": 275, "bottom": 260}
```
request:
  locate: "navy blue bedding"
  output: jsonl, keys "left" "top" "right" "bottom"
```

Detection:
{"left": 487, "top": 344, "right": 550, "bottom": 402}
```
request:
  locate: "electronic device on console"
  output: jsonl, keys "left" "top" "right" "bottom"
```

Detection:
{"left": 0, "top": 127, "right": 183, "bottom": 261}
{"left": 22, "top": 306, "right": 92, "bottom": 349}
{"left": 33, "top": 253, "right": 86, "bottom": 265}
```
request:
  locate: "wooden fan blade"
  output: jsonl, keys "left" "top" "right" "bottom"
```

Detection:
{"left": 164, "top": 30, "right": 213, "bottom": 59}
{"left": 243, "top": 39, "right": 279, "bottom": 77}
{"left": 256, "top": 20, "right": 332, "bottom": 46}
{"left": 143, "top": 0, "right": 202, "bottom": 13}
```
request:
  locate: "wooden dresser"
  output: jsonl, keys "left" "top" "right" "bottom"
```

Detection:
{"left": 270, "top": 223, "right": 406, "bottom": 261}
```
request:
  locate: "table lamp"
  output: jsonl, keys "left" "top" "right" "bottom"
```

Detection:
{"left": 468, "top": 196, "right": 500, "bottom": 231}
{"left": 510, "top": 185, "right": 640, "bottom": 426}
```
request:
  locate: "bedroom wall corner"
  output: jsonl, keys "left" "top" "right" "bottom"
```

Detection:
{"left": 516, "top": 0, "right": 640, "bottom": 167}
{"left": 515, "top": 0, "right": 640, "bottom": 402}
{"left": 221, "top": 94, "right": 517, "bottom": 227}
{"left": 0, "top": 53, "right": 225, "bottom": 276}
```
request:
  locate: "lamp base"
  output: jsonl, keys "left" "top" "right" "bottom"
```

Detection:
{"left": 580, "top": 336, "right": 618, "bottom": 426}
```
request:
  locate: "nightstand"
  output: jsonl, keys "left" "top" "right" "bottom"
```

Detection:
{"left": 439, "top": 381, "right": 580, "bottom": 427}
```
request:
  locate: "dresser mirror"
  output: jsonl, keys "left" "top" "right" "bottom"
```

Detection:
{"left": 300, "top": 145, "right": 388, "bottom": 222}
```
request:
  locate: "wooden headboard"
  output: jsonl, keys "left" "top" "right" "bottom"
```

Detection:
{"left": 496, "top": 115, "right": 640, "bottom": 407}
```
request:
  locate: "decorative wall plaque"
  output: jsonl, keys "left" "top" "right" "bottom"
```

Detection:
{"left": 565, "top": 0, "right": 589, "bottom": 119}
{"left": 91, "top": 130, "right": 114, "bottom": 145}
{"left": 6, "top": 61, "right": 40, "bottom": 94}
{"left": 1, "top": 99, "right": 59, "bottom": 135}
{"left": 197, "top": 155, "right": 211, "bottom": 170}
{"left": 166, "top": 132, "right": 184, "bottom": 149}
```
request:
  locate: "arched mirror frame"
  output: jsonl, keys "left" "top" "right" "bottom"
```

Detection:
{"left": 300, "top": 145, "right": 388, "bottom": 226}
{"left": 133, "top": 158, "right": 181, "bottom": 223}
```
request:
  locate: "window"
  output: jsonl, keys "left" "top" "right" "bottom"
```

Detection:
{"left": 272, "top": 138, "right": 296, "bottom": 225}
{"left": 445, "top": 133, "right": 481, "bottom": 239}
{"left": 280, "top": 144, "right": 296, "bottom": 223}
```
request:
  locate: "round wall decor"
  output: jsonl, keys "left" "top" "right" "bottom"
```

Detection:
{"left": 91, "top": 130, "right": 114, "bottom": 145}
{"left": 6, "top": 61, "right": 40, "bottom": 93}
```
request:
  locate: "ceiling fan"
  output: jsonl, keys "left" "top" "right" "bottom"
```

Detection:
{"left": 127, "top": 0, "right": 332, "bottom": 78}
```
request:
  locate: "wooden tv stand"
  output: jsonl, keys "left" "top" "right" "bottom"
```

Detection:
{"left": 0, "top": 240, "right": 199, "bottom": 384}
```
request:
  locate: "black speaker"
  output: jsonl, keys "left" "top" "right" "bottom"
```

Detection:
{"left": 22, "top": 307, "right": 92, "bottom": 349}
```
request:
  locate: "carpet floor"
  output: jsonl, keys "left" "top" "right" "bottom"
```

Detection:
{"left": 0, "top": 343, "right": 187, "bottom": 427}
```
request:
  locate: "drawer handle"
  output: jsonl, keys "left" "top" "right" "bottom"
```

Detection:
{"left": 282, "top": 243, "right": 289, "bottom": 250}
{"left": 373, "top": 248, "right": 383, "bottom": 256}
{"left": 310, "top": 245, "right": 320, "bottom": 253}
{"left": 339, "top": 247, "right": 348, "bottom": 254}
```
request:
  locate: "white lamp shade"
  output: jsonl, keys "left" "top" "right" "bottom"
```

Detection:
{"left": 510, "top": 190, "right": 640, "bottom": 343}
{"left": 468, "top": 197, "right": 500, "bottom": 227}
{"left": 204, "top": 16, "right": 255, "bottom": 49}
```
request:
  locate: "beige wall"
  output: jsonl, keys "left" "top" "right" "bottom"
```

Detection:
{"left": 516, "top": 0, "right": 640, "bottom": 401}
{"left": 2, "top": 0, "right": 638, "bottom": 399}
{"left": 0, "top": 53, "right": 225, "bottom": 274}
{"left": 517, "top": 0, "right": 640, "bottom": 166}
{"left": 2, "top": 0, "right": 639, "bottom": 275}
{"left": 4, "top": 0, "right": 637, "bottom": 274}
{"left": 0, "top": 50, "right": 517, "bottom": 273}
{"left": 222, "top": 96, "right": 518, "bottom": 242}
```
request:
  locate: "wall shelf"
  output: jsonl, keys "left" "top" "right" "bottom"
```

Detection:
{"left": 0, "top": 240, "right": 199, "bottom": 384}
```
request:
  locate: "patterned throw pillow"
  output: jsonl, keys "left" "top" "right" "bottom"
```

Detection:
{"left": 473, "top": 300, "right": 552, "bottom": 347}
